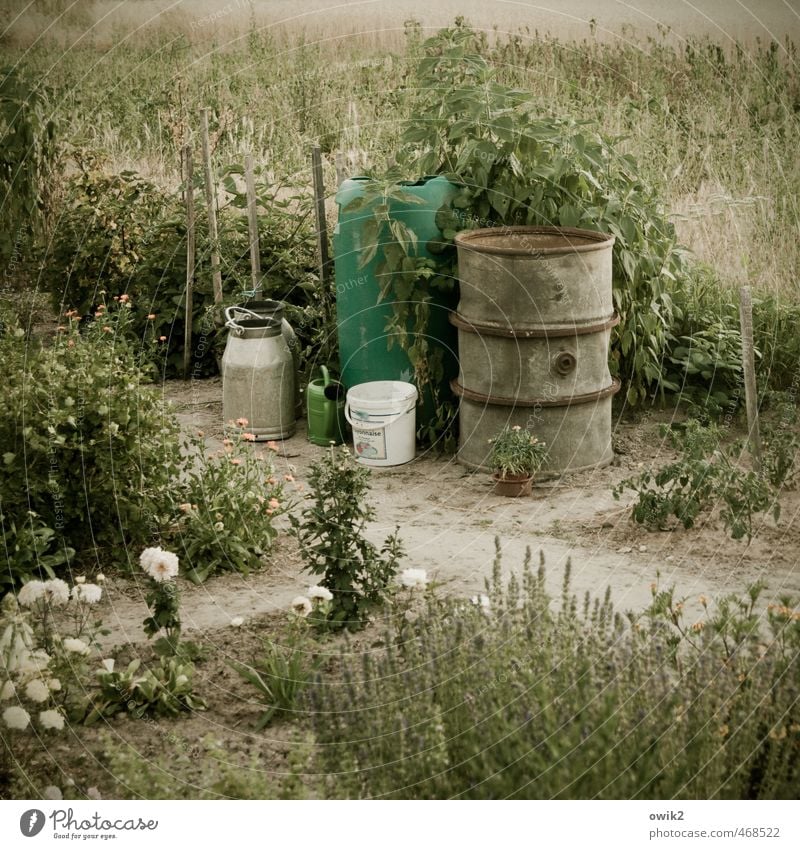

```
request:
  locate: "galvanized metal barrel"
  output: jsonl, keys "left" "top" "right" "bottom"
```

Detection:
{"left": 452, "top": 226, "right": 619, "bottom": 477}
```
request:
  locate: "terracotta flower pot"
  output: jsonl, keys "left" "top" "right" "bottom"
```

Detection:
{"left": 492, "top": 471, "right": 533, "bottom": 497}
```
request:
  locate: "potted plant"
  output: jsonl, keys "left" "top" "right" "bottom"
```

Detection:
{"left": 489, "top": 425, "right": 548, "bottom": 497}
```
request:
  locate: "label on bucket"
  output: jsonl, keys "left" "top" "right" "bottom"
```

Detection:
{"left": 352, "top": 426, "right": 387, "bottom": 461}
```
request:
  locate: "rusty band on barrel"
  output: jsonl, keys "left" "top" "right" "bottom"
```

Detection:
{"left": 450, "top": 377, "right": 621, "bottom": 408}
{"left": 449, "top": 311, "right": 620, "bottom": 339}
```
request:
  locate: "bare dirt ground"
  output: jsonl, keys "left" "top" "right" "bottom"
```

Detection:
{"left": 10, "top": 376, "right": 798, "bottom": 799}
{"left": 92, "top": 376, "right": 800, "bottom": 653}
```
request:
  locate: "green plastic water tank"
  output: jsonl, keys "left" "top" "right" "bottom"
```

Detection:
{"left": 334, "top": 175, "right": 459, "bottom": 429}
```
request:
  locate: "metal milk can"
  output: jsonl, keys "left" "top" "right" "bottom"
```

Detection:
{"left": 230, "top": 299, "right": 301, "bottom": 416}
{"left": 222, "top": 307, "right": 295, "bottom": 440}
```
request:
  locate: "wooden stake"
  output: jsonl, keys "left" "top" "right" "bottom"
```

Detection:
{"left": 200, "top": 108, "right": 223, "bottom": 305}
{"left": 739, "top": 286, "right": 763, "bottom": 474}
{"left": 311, "top": 145, "right": 332, "bottom": 287}
{"left": 182, "top": 144, "right": 195, "bottom": 380}
{"left": 244, "top": 153, "right": 261, "bottom": 296}
{"left": 334, "top": 151, "right": 347, "bottom": 187}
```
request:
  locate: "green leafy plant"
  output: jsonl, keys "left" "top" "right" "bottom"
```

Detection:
{"left": 0, "top": 512, "right": 73, "bottom": 595}
{"left": 0, "top": 303, "right": 184, "bottom": 575}
{"left": 40, "top": 153, "right": 323, "bottom": 379}
{"left": 232, "top": 639, "right": 322, "bottom": 729}
{"left": 289, "top": 446, "right": 403, "bottom": 630}
{"left": 489, "top": 425, "right": 548, "bottom": 477}
{"left": 359, "top": 22, "right": 688, "bottom": 411}
{"left": 86, "top": 656, "right": 206, "bottom": 723}
{"left": 171, "top": 435, "right": 287, "bottom": 584}
{"left": 613, "top": 420, "right": 795, "bottom": 541}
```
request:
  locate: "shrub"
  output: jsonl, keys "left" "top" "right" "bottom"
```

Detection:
{"left": 308, "top": 544, "right": 800, "bottom": 799}
{"left": 40, "top": 155, "right": 324, "bottom": 378}
{"left": 371, "top": 22, "right": 688, "bottom": 408}
{"left": 488, "top": 425, "right": 548, "bottom": 476}
{"left": 169, "top": 436, "right": 286, "bottom": 584}
{"left": 0, "top": 303, "right": 183, "bottom": 579}
{"left": 613, "top": 420, "right": 797, "bottom": 541}
{"left": 289, "top": 446, "right": 403, "bottom": 630}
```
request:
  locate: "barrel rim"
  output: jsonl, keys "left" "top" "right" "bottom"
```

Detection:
{"left": 454, "top": 225, "right": 615, "bottom": 256}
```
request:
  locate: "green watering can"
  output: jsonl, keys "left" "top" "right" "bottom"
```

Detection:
{"left": 306, "top": 366, "right": 349, "bottom": 446}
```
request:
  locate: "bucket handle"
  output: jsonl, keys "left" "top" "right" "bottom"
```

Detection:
{"left": 344, "top": 397, "right": 415, "bottom": 431}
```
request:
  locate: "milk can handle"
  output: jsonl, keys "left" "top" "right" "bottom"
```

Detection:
{"left": 224, "top": 305, "right": 262, "bottom": 336}
{"left": 344, "top": 398, "right": 415, "bottom": 430}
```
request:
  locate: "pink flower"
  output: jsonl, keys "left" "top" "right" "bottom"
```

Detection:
{"left": 222, "top": 438, "right": 233, "bottom": 446}
{"left": 119, "top": 294, "right": 130, "bottom": 303}
{"left": 147, "top": 314, "right": 156, "bottom": 320}
{"left": 266, "top": 441, "right": 279, "bottom": 452}
{"left": 236, "top": 417, "right": 249, "bottom": 427}
{"left": 230, "top": 458, "right": 241, "bottom": 466}
{"left": 159, "top": 336, "right": 167, "bottom": 342}
{"left": 268, "top": 498, "right": 280, "bottom": 509}
{"left": 284, "top": 474, "right": 294, "bottom": 483}
{"left": 242, "top": 433, "right": 256, "bottom": 442}
{"left": 102, "top": 326, "right": 112, "bottom": 333}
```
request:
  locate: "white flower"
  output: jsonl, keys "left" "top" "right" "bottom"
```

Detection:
{"left": 291, "top": 596, "right": 312, "bottom": 617}
{"left": 72, "top": 583, "right": 102, "bottom": 604}
{"left": 17, "top": 580, "right": 45, "bottom": 607}
{"left": 139, "top": 547, "right": 179, "bottom": 582}
{"left": 95, "top": 573, "right": 106, "bottom": 584}
{"left": 86, "top": 787, "right": 102, "bottom": 800}
{"left": 39, "top": 709, "right": 65, "bottom": 731}
{"left": 43, "top": 579, "right": 70, "bottom": 606}
{"left": 75, "top": 575, "right": 86, "bottom": 584}
{"left": 43, "top": 785, "right": 62, "bottom": 800}
{"left": 214, "top": 521, "right": 225, "bottom": 531}
{"left": 307, "top": 585, "right": 333, "bottom": 602}
{"left": 24, "top": 679, "right": 50, "bottom": 703}
{"left": 230, "top": 617, "right": 244, "bottom": 628}
{"left": 100, "top": 659, "right": 115, "bottom": 673}
{"left": 471, "top": 594, "right": 491, "bottom": 611}
{"left": 48, "top": 679, "right": 61, "bottom": 692}
{"left": 3, "top": 705, "right": 31, "bottom": 730}
{"left": 62, "top": 638, "right": 90, "bottom": 656}
{"left": 18, "top": 651, "right": 51, "bottom": 675}
{"left": 399, "top": 568, "right": 428, "bottom": 589}
{"left": 0, "top": 680, "right": 15, "bottom": 701}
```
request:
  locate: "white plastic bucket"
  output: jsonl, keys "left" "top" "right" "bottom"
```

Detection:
{"left": 345, "top": 381, "right": 418, "bottom": 467}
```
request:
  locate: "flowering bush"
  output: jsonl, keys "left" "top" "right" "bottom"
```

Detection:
{"left": 1, "top": 571, "right": 109, "bottom": 749}
{"left": 171, "top": 432, "right": 287, "bottom": 584}
{"left": 309, "top": 547, "right": 800, "bottom": 799}
{"left": 489, "top": 425, "right": 548, "bottom": 477}
{"left": 0, "top": 303, "right": 183, "bottom": 582}
{"left": 290, "top": 446, "right": 403, "bottom": 630}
